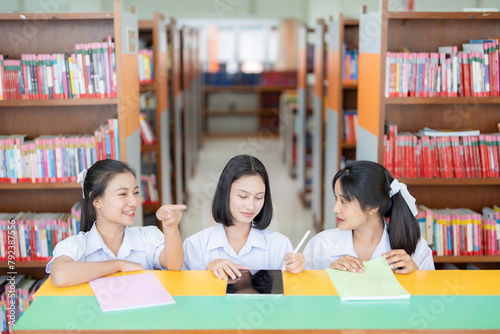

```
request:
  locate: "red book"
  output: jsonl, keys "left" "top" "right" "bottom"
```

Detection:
{"left": 108, "top": 119, "right": 116, "bottom": 160}
{"left": 471, "top": 136, "right": 481, "bottom": 178}
{"left": 478, "top": 134, "right": 489, "bottom": 178}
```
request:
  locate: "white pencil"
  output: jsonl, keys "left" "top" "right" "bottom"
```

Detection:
{"left": 282, "top": 230, "right": 310, "bottom": 272}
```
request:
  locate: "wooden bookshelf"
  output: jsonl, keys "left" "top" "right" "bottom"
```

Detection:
{"left": 323, "top": 14, "right": 359, "bottom": 231}
{"left": 296, "top": 24, "right": 315, "bottom": 208}
{"left": 0, "top": 1, "right": 140, "bottom": 212}
{"left": 311, "top": 19, "right": 327, "bottom": 232}
{"left": 180, "top": 27, "right": 200, "bottom": 181}
{"left": 0, "top": 1, "right": 140, "bottom": 273}
{"left": 138, "top": 13, "right": 172, "bottom": 215}
{"left": 357, "top": 1, "right": 500, "bottom": 267}
{"left": 168, "top": 18, "right": 186, "bottom": 204}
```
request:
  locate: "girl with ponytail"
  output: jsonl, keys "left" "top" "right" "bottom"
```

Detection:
{"left": 46, "top": 159, "right": 187, "bottom": 287}
{"left": 300, "top": 160, "right": 434, "bottom": 274}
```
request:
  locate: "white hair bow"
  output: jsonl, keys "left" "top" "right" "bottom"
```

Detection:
{"left": 77, "top": 169, "right": 88, "bottom": 199}
{"left": 389, "top": 179, "right": 418, "bottom": 217}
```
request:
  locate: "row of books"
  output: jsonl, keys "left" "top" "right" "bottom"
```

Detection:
{"left": 384, "top": 124, "right": 500, "bottom": 179}
{"left": 0, "top": 119, "right": 119, "bottom": 184}
{"left": 141, "top": 174, "right": 159, "bottom": 205}
{"left": 342, "top": 48, "right": 358, "bottom": 83}
{"left": 138, "top": 49, "right": 154, "bottom": 85}
{"left": 385, "top": 39, "right": 500, "bottom": 97}
{"left": 418, "top": 205, "right": 500, "bottom": 256}
{"left": 1, "top": 275, "right": 47, "bottom": 334}
{"left": 0, "top": 36, "right": 117, "bottom": 100}
{"left": 203, "top": 72, "right": 261, "bottom": 86}
{"left": 0, "top": 205, "right": 81, "bottom": 263}
{"left": 343, "top": 110, "right": 358, "bottom": 144}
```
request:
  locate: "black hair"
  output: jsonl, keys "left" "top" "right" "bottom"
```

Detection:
{"left": 332, "top": 160, "right": 420, "bottom": 255}
{"left": 80, "top": 159, "right": 136, "bottom": 232}
{"left": 212, "top": 155, "right": 273, "bottom": 230}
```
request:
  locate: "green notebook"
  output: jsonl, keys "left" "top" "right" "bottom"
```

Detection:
{"left": 326, "top": 257, "right": 410, "bottom": 301}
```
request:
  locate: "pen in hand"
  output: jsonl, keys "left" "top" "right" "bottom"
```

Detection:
{"left": 282, "top": 230, "right": 310, "bottom": 272}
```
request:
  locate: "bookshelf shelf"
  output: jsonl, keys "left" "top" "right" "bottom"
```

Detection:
{"left": 385, "top": 97, "right": 500, "bottom": 105}
{"left": 342, "top": 142, "right": 357, "bottom": 149}
{"left": 139, "top": 84, "right": 156, "bottom": 92}
{"left": 0, "top": 98, "right": 118, "bottom": 107}
{"left": 386, "top": 11, "right": 500, "bottom": 20}
{"left": 0, "top": 183, "right": 81, "bottom": 190}
{"left": 342, "top": 82, "right": 358, "bottom": 89}
{"left": 143, "top": 202, "right": 161, "bottom": 213}
{"left": 204, "top": 85, "right": 295, "bottom": 93}
{"left": 141, "top": 143, "right": 158, "bottom": 152}
{"left": 399, "top": 178, "right": 500, "bottom": 186}
{"left": 434, "top": 255, "right": 500, "bottom": 264}
{"left": 0, "top": 261, "right": 49, "bottom": 268}
{"left": 0, "top": 12, "right": 114, "bottom": 21}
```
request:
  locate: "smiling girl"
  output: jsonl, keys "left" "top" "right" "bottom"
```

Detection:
{"left": 46, "top": 159, "right": 186, "bottom": 287}
{"left": 300, "top": 160, "right": 434, "bottom": 274}
{"left": 182, "top": 155, "right": 304, "bottom": 280}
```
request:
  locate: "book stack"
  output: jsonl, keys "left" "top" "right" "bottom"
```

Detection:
{"left": 140, "top": 174, "right": 159, "bottom": 205}
{"left": 0, "top": 36, "right": 117, "bottom": 100}
{"left": 342, "top": 46, "right": 358, "bottom": 83}
{"left": 0, "top": 203, "right": 81, "bottom": 262}
{"left": 138, "top": 49, "right": 154, "bottom": 85}
{"left": 343, "top": 110, "right": 357, "bottom": 144}
{"left": 385, "top": 39, "right": 500, "bottom": 98}
{"left": 1, "top": 275, "right": 48, "bottom": 333}
{"left": 418, "top": 205, "right": 500, "bottom": 257}
{"left": 384, "top": 123, "right": 500, "bottom": 179}
{"left": 139, "top": 113, "right": 155, "bottom": 145}
{"left": 0, "top": 119, "right": 119, "bottom": 184}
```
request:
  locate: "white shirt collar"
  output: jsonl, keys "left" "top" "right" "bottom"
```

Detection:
{"left": 206, "top": 223, "right": 268, "bottom": 256}
{"left": 85, "top": 224, "right": 146, "bottom": 258}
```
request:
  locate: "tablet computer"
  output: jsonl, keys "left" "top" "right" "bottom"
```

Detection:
{"left": 226, "top": 269, "right": 284, "bottom": 295}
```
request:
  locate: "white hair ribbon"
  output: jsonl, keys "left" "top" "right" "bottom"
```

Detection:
{"left": 389, "top": 179, "right": 418, "bottom": 217}
{"left": 77, "top": 169, "right": 88, "bottom": 199}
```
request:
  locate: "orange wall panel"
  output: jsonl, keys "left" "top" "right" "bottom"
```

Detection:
{"left": 358, "top": 52, "right": 380, "bottom": 137}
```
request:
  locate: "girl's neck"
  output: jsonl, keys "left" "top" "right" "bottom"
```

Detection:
{"left": 95, "top": 221, "right": 125, "bottom": 256}
{"left": 223, "top": 222, "right": 252, "bottom": 255}
{"left": 352, "top": 216, "right": 385, "bottom": 260}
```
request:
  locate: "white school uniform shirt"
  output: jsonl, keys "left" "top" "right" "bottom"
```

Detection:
{"left": 45, "top": 224, "right": 165, "bottom": 273}
{"left": 183, "top": 223, "right": 293, "bottom": 270}
{"left": 303, "top": 223, "right": 435, "bottom": 270}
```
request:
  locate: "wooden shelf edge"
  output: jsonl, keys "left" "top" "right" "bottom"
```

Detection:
{"left": 0, "top": 183, "right": 81, "bottom": 190}
{"left": 385, "top": 96, "right": 500, "bottom": 105}
{"left": 0, "top": 261, "right": 49, "bottom": 268}
{"left": 0, "top": 12, "right": 114, "bottom": 20}
{"left": 141, "top": 144, "right": 159, "bottom": 152}
{"left": 342, "top": 142, "right": 357, "bottom": 149}
{"left": 433, "top": 255, "right": 500, "bottom": 263}
{"left": 342, "top": 82, "right": 358, "bottom": 89}
{"left": 143, "top": 203, "right": 161, "bottom": 213}
{"left": 0, "top": 98, "right": 117, "bottom": 107}
{"left": 387, "top": 11, "right": 500, "bottom": 20}
{"left": 398, "top": 178, "right": 500, "bottom": 186}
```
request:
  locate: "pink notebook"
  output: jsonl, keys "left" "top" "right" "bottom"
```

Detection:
{"left": 89, "top": 273, "right": 175, "bottom": 312}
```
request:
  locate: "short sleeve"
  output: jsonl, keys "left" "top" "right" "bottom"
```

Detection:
{"left": 412, "top": 237, "right": 435, "bottom": 270}
{"left": 182, "top": 236, "right": 205, "bottom": 270}
{"left": 140, "top": 226, "right": 165, "bottom": 269}
{"left": 45, "top": 235, "right": 86, "bottom": 273}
